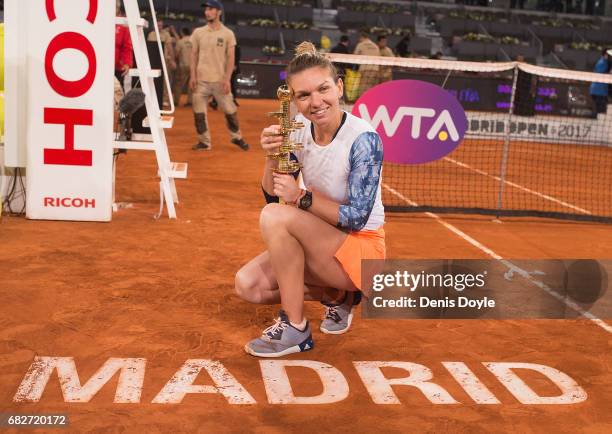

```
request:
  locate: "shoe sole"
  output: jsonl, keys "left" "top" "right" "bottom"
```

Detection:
{"left": 244, "top": 336, "right": 314, "bottom": 358}
{"left": 320, "top": 312, "right": 353, "bottom": 335}
{"left": 231, "top": 141, "right": 249, "bottom": 151}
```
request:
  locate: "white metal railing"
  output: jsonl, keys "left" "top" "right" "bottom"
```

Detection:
{"left": 148, "top": 0, "right": 175, "bottom": 115}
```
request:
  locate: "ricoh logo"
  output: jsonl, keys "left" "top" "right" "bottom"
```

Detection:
{"left": 44, "top": 197, "right": 96, "bottom": 208}
{"left": 353, "top": 80, "right": 468, "bottom": 164}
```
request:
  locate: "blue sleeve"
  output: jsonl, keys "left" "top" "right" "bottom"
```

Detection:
{"left": 337, "top": 132, "right": 383, "bottom": 231}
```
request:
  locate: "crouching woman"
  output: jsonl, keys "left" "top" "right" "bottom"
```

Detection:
{"left": 235, "top": 42, "right": 385, "bottom": 357}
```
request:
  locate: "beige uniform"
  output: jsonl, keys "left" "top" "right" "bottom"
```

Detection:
{"left": 147, "top": 28, "right": 171, "bottom": 43}
{"left": 354, "top": 38, "right": 380, "bottom": 98}
{"left": 191, "top": 24, "right": 243, "bottom": 147}
{"left": 176, "top": 37, "right": 193, "bottom": 69}
{"left": 379, "top": 46, "right": 394, "bottom": 82}
{"left": 354, "top": 38, "right": 380, "bottom": 57}
{"left": 191, "top": 24, "right": 236, "bottom": 83}
{"left": 172, "top": 36, "right": 193, "bottom": 105}
{"left": 148, "top": 29, "right": 176, "bottom": 106}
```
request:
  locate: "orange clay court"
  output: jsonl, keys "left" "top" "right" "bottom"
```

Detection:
{"left": 1, "top": 99, "right": 611, "bottom": 433}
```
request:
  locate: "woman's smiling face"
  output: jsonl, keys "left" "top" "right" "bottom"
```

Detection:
{"left": 289, "top": 66, "right": 343, "bottom": 128}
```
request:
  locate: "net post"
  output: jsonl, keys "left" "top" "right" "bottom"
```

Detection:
{"left": 496, "top": 65, "right": 519, "bottom": 219}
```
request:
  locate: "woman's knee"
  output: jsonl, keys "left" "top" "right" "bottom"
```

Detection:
{"left": 234, "top": 267, "right": 263, "bottom": 304}
{"left": 259, "top": 203, "right": 293, "bottom": 234}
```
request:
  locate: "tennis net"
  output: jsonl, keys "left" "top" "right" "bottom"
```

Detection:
{"left": 328, "top": 52, "right": 612, "bottom": 223}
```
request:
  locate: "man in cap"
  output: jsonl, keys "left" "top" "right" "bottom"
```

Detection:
{"left": 190, "top": 0, "right": 249, "bottom": 151}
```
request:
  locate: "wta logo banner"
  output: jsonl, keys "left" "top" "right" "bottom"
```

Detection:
{"left": 353, "top": 80, "right": 468, "bottom": 164}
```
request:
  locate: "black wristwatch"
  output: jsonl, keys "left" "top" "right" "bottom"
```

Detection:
{"left": 298, "top": 190, "right": 313, "bottom": 210}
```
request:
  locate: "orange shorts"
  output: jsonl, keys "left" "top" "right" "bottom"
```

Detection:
{"left": 334, "top": 227, "right": 386, "bottom": 291}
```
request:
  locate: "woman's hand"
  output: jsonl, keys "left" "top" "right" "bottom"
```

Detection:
{"left": 272, "top": 173, "right": 301, "bottom": 204}
{"left": 260, "top": 125, "right": 283, "bottom": 154}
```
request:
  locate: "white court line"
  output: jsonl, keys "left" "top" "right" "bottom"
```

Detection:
{"left": 443, "top": 156, "right": 593, "bottom": 215}
{"left": 383, "top": 183, "right": 612, "bottom": 334}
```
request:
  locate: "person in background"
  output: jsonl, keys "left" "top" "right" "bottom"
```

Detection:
{"left": 330, "top": 35, "right": 351, "bottom": 78}
{"left": 329, "top": 35, "right": 353, "bottom": 101}
{"left": 395, "top": 34, "right": 411, "bottom": 58}
{"left": 190, "top": 0, "right": 249, "bottom": 151}
{"left": 173, "top": 27, "right": 193, "bottom": 107}
{"left": 211, "top": 43, "right": 241, "bottom": 110}
{"left": 147, "top": 20, "right": 179, "bottom": 75}
{"left": 331, "top": 35, "right": 350, "bottom": 56}
{"left": 589, "top": 49, "right": 610, "bottom": 117}
{"left": 353, "top": 31, "right": 380, "bottom": 99}
{"left": 148, "top": 20, "right": 177, "bottom": 108}
{"left": 166, "top": 25, "right": 179, "bottom": 71}
{"left": 115, "top": 4, "right": 133, "bottom": 86}
{"left": 165, "top": 26, "right": 179, "bottom": 108}
{"left": 377, "top": 35, "right": 394, "bottom": 57}
{"left": 147, "top": 19, "right": 170, "bottom": 44}
{"left": 377, "top": 35, "right": 394, "bottom": 83}
{"left": 354, "top": 31, "right": 379, "bottom": 57}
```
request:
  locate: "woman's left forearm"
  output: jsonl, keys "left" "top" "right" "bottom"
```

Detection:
{"left": 304, "top": 191, "right": 341, "bottom": 227}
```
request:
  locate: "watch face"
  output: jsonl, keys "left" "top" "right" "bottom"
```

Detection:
{"left": 300, "top": 191, "right": 312, "bottom": 210}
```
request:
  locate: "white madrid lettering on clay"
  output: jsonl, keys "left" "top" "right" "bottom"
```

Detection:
{"left": 13, "top": 357, "right": 587, "bottom": 406}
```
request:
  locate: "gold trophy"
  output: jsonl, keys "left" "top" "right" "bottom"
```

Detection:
{"left": 267, "top": 85, "right": 304, "bottom": 203}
